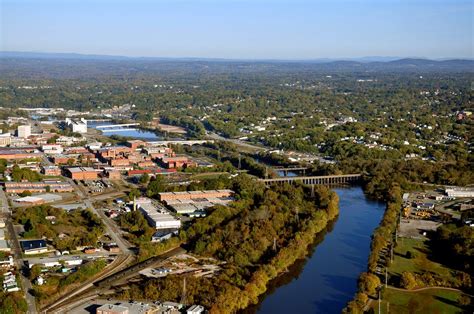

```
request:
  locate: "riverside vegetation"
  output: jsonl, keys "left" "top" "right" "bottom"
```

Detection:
{"left": 116, "top": 175, "right": 339, "bottom": 312}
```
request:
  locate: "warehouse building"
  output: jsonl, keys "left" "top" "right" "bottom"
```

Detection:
{"left": 4, "top": 181, "right": 74, "bottom": 193}
{"left": 66, "top": 167, "right": 99, "bottom": 180}
{"left": 138, "top": 201, "right": 181, "bottom": 230}
{"left": 159, "top": 190, "right": 233, "bottom": 202}
{"left": 14, "top": 193, "right": 63, "bottom": 205}
{"left": 42, "top": 165, "right": 61, "bottom": 176}
{"left": 0, "top": 149, "right": 42, "bottom": 160}
{"left": 445, "top": 187, "right": 474, "bottom": 198}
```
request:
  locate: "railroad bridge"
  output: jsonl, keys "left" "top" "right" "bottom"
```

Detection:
{"left": 259, "top": 173, "right": 362, "bottom": 185}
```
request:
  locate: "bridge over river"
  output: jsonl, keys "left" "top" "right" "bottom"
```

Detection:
{"left": 259, "top": 173, "right": 362, "bottom": 185}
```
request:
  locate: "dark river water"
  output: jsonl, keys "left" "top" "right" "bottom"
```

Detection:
{"left": 247, "top": 187, "right": 385, "bottom": 314}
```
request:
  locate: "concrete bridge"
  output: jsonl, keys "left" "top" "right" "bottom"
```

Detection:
{"left": 95, "top": 123, "right": 141, "bottom": 129}
{"left": 147, "top": 140, "right": 214, "bottom": 146}
{"left": 259, "top": 173, "right": 362, "bottom": 185}
{"left": 271, "top": 166, "right": 309, "bottom": 176}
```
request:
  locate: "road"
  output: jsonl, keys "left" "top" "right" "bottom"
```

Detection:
{"left": 6, "top": 217, "right": 37, "bottom": 313}
{"left": 206, "top": 132, "right": 268, "bottom": 153}
{"left": 0, "top": 176, "right": 37, "bottom": 313}
{"left": 0, "top": 183, "right": 10, "bottom": 215}
{"left": 67, "top": 178, "right": 133, "bottom": 254}
{"left": 206, "top": 131, "right": 334, "bottom": 165}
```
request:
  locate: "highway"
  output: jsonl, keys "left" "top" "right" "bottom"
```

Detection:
{"left": 206, "top": 132, "right": 268, "bottom": 153}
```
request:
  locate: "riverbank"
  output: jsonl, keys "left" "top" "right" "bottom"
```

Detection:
{"left": 253, "top": 187, "right": 385, "bottom": 313}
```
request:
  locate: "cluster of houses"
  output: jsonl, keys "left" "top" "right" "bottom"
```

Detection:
{"left": 2, "top": 272, "right": 19, "bottom": 292}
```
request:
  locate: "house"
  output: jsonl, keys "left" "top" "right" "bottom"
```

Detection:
{"left": 20, "top": 239, "right": 48, "bottom": 255}
{"left": 0, "top": 240, "right": 11, "bottom": 253}
{"left": 0, "top": 256, "right": 14, "bottom": 268}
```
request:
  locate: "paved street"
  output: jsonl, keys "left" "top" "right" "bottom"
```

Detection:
{"left": 67, "top": 178, "right": 133, "bottom": 254}
{"left": 6, "top": 219, "right": 37, "bottom": 313}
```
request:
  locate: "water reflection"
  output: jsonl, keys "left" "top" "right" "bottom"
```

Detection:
{"left": 244, "top": 187, "right": 384, "bottom": 314}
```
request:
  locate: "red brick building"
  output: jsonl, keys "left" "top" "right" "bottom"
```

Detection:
{"left": 41, "top": 166, "right": 61, "bottom": 176}
{"left": 66, "top": 167, "right": 99, "bottom": 180}
{"left": 160, "top": 156, "right": 196, "bottom": 169}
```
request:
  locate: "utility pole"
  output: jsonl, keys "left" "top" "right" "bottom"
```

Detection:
{"left": 378, "top": 288, "right": 381, "bottom": 314}
{"left": 180, "top": 277, "right": 186, "bottom": 306}
{"left": 385, "top": 267, "right": 388, "bottom": 288}
{"left": 390, "top": 244, "right": 394, "bottom": 263}
{"left": 238, "top": 154, "right": 241, "bottom": 170}
{"left": 273, "top": 237, "right": 277, "bottom": 251}
{"left": 217, "top": 149, "right": 221, "bottom": 162}
{"left": 387, "top": 301, "right": 389, "bottom": 314}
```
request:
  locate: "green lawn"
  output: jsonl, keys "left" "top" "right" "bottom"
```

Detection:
{"left": 371, "top": 287, "right": 468, "bottom": 314}
{"left": 389, "top": 237, "right": 452, "bottom": 280}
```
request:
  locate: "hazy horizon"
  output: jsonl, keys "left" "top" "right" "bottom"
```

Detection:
{"left": 1, "top": 0, "right": 472, "bottom": 60}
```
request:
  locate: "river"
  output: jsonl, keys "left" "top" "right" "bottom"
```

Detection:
{"left": 88, "top": 121, "right": 162, "bottom": 141}
{"left": 249, "top": 187, "right": 385, "bottom": 314}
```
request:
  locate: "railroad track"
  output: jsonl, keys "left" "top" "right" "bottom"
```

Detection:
{"left": 42, "top": 253, "right": 134, "bottom": 313}
{"left": 44, "top": 247, "right": 185, "bottom": 313}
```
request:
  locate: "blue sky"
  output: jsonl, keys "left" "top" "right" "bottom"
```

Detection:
{"left": 1, "top": 0, "right": 472, "bottom": 59}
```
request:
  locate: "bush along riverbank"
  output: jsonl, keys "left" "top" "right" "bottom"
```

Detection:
{"left": 344, "top": 184, "right": 402, "bottom": 313}
{"left": 344, "top": 181, "right": 473, "bottom": 313}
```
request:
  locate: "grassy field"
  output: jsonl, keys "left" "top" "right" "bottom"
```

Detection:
{"left": 389, "top": 237, "right": 453, "bottom": 281}
{"left": 371, "top": 287, "right": 468, "bottom": 314}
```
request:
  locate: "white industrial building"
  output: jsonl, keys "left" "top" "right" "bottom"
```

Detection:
{"left": 138, "top": 201, "right": 181, "bottom": 230}
{"left": 445, "top": 187, "right": 474, "bottom": 198}
{"left": 17, "top": 125, "right": 31, "bottom": 138}
{"left": 42, "top": 144, "right": 64, "bottom": 154}
{"left": 26, "top": 257, "right": 83, "bottom": 268}
{"left": 0, "top": 133, "right": 12, "bottom": 147}
{"left": 65, "top": 118, "right": 88, "bottom": 134}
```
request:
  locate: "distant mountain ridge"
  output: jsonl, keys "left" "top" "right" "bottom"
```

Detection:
{"left": 0, "top": 51, "right": 473, "bottom": 79}
{"left": 1, "top": 51, "right": 472, "bottom": 63}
